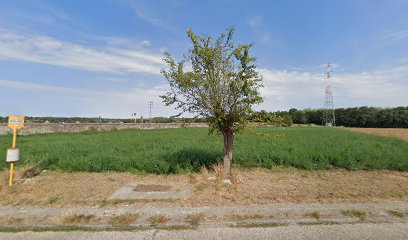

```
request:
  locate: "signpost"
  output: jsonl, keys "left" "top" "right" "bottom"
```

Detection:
{"left": 7, "top": 115, "right": 25, "bottom": 187}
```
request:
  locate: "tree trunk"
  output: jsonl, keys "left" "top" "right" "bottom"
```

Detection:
{"left": 223, "top": 129, "right": 234, "bottom": 175}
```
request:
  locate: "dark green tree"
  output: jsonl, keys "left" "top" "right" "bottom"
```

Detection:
{"left": 161, "top": 27, "right": 263, "bottom": 174}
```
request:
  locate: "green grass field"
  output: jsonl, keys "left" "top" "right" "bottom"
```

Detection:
{"left": 1, "top": 127, "right": 408, "bottom": 173}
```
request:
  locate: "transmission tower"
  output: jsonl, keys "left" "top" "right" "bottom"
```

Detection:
{"left": 323, "top": 63, "right": 335, "bottom": 127}
{"left": 148, "top": 101, "right": 153, "bottom": 119}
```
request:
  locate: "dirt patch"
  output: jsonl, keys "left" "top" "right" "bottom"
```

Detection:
{"left": 348, "top": 128, "right": 408, "bottom": 142}
{"left": 0, "top": 170, "right": 186, "bottom": 206}
{"left": 0, "top": 168, "right": 407, "bottom": 207}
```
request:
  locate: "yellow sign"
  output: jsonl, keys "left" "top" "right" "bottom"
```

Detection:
{"left": 8, "top": 115, "right": 25, "bottom": 130}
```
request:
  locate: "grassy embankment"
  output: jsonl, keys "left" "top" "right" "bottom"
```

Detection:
{"left": 0, "top": 127, "right": 407, "bottom": 173}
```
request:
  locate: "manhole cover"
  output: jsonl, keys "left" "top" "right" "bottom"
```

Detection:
{"left": 133, "top": 184, "right": 172, "bottom": 192}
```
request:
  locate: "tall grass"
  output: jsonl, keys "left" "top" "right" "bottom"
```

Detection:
{"left": 0, "top": 127, "right": 407, "bottom": 173}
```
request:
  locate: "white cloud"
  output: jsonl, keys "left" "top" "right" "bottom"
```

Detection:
{"left": 246, "top": 15, "right": 277, "bottom": 46}
{"left": 1, "top": 63, "right": 407, "bottom": 117}
{"left": 0, "top": 79, "right": 172, "bottom": 118}
{"left": 247, "top": 16, "right": 262, "bottom": 28}
{"left": 258, "top": 64, "right": 408, "bottom": 111}
{"left": 112, "top": 0, "right": 175, "bottom": 32}
{"left": 383, "top": 29, "right": 408, "bottom": 42}
{"left": 0, "top": 29, "right": 165, "bottom": 75}
{"left": 0, "top": 79, "right": 167, "bottom": 98}
{"left": 142, "top": 40, "right": 151, "bottom": 47}
{"left": 0, "top": 79, "right": 86, "bottom": 94}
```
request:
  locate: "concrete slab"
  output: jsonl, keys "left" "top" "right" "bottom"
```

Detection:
{"left": 110, "top": 183, "right": 189, "bottom": 200}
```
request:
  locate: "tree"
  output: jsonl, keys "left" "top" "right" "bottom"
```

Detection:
{"left": 161, "top": 27, "right": 263, "bottom": 174}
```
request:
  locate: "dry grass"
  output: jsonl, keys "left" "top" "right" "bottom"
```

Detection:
{"left": 186, "top": 168, "right": 408, "bottom": 206}
{"left": 304, "top": 211, "right": 321, "bottom": 219}
{"left": 340, "top": 209, "right": 367, "bottom": 220}
{"left": 226, "top": 213, "right": 265, "bottom": 221}
{"left": 108, "top": 213, "right": 139, "bottom": 226}
{"left": 147, "top": 214, "right": 170, "bottom": 224}
{"left": 0, "top": 168, "right": 407, "bottom": 207}
{"left": 185, "top": 212, "right": 205, "bottom": 226}
{"left": 59, "top": 212, "right": 98, "bottom": 224}
{"left": 0, "top": 216, "right": 24, "bottom": 224}
{"left": 348, "top": 128, "right": 408, "bottom": 142}
{"left": 298, "top": 221, "right": 340, "bottom": 226}
{"left": 388, "top": 210, "right": 404, "bottom": 218}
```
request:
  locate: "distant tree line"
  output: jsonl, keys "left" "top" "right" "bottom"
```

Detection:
{"left": 1, "top": 106, "right": 407, "bottom": 128}
{"left": 285, "top": 106, "right": 408, "bottom": 128}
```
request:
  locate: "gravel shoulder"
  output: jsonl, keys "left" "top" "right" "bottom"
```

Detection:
{"left": 1, "top": 222, "right": 407, "bottom": 240}
{"left": 0, "top": 202, "right": 407, "bottom": 229}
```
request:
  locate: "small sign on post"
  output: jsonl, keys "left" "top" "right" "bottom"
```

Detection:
{"left": 7, "top": 115, "right": 25, "bottom": 187}
{"left": 7, "top": 148, "right": 20, "bottom": 162}
{"left": 8, "top": 115, "right": 25, "bottom": 130}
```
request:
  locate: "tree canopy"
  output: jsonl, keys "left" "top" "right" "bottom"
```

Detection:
{"left": 161, "top": 27, "right": 263, "bottom": 174}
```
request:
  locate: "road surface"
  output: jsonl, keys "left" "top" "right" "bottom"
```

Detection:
{"left": 1, "top": 222, "right": 407, "bottom": 240}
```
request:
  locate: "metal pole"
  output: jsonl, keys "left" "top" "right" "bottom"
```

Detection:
{"left": 9, "top": 128, "right": 17, "bottom": 187}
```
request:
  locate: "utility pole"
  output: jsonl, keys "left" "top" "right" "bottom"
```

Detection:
{"left": 323, "top": 63, "right": 335, "bottom": 127}
{"left": 131, "top": 113, "right": 137, "bottom": 123}
{"left": 148, "top": 101, "right": 153, "bottom": 120}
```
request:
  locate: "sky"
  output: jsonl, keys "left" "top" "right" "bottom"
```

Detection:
{"left": 0, "top": 0, "right": 407, "bottom": 118}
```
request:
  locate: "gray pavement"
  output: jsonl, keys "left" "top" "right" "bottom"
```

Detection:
{"left": 2, "top": 202, "right": 407, "bottom": 220}
{"left": 1, "top": 222, "right": 407, "bottom": 240}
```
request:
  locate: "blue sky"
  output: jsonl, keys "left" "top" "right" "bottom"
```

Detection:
{"left": 0, "top": 0, "right": 407, "bottom": 118}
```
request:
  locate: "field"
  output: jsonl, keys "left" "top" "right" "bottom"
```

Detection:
{"left": 348, "top": 128, "right": 408, "bottom": 142}
{"left": 1, "top": 127, "right": 408, "bottom": 173}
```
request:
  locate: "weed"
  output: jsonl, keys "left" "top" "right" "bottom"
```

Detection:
{"left": 228, "top": 213, "right": 265, "bottom": 221}
{"left": 98, "top": 198, "right": 108, "bottom": 208}
{"left": 147, "top": 214, "right": 170, "bottom": 225}
{"left": 388, "top": 210, "right": 404, "bottom": 218}
{"left": 298, "top": 221, "right": 340, "bottom": 226}
{"left": 341, "top": 210, "right": 367, "bottom": 220}
{"left": 185, "top": 212, "right": 205, "bottom": 226}
{"left": 60, "top": 213, "right": 98, "bottom": 224}
{"left": 232, "top": 222, "right": 288, "bottom": 228}
{"left": 47, "top": 196, "right": 58, "bottom": 204}
{"left": 196, "top": 184, "right": 205, "bottom": 192}
{"left": 108, "top": 213, "right": 139, "bottom": 226}
{"left": 304, "top": 211, "right": 321, "bottom": 219}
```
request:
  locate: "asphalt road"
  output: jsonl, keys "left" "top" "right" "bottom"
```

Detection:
{"left": 1, "top": 223, "right": 407, "bottom": 240}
